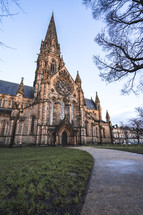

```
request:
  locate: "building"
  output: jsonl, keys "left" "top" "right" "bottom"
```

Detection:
{"left": 0, "top": 14, "right": 113, "bottom": 146}
{"left": 112, "top": 124, "right": 143, "bottom": 145}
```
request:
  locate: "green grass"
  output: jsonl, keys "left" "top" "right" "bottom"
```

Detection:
{"left": 0, "top": 147, "right": 93, "bottom": 215}
{"left": 93, "top": 144, "right": 143, "bottom": 154}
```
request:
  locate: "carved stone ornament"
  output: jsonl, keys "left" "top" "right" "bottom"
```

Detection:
{"left": 59, "top": 70, "right": 68, "bottom": 77}
{"left": 51, "top": 88, "right": 55, "bottom": 92}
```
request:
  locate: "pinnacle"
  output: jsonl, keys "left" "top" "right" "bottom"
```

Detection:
{"left": 75, "top": 71, "right": 81, "bottom": 83}
{"left": 106, "top": 110, "right": 110, "bottom": 122}
{"left": 106, "top": 110, "right": 109, "bottom": 116}
{"left": 16, "top": 77, "right": 24, "bottom": 96}
{"left": 96, "top": 92, "right": 100, "bottom": 102}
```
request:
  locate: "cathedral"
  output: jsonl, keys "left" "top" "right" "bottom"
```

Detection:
{"left": 0, "top": 14, "right": 113, "bottom": 146}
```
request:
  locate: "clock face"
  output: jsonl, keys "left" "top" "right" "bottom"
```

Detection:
{"left": 56, "top": 78, "right": 72, "bottom": 96}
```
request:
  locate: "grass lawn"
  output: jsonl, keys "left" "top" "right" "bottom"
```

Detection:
{"left": 0, "top": 147, "right": 93, "bottom": 215}
{"left": 93, "top": 144, "right": 143, "bottom": 154}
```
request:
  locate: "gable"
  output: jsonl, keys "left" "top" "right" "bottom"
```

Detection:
{"left": 55, "top": 116, "right": 74, "bottom": 135}
{"left": 50, "top": 68, "right": 77, "bottom": 97}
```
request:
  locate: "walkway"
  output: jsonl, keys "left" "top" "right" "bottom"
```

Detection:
{"left": 75, "top": 147, "right": 143, "bottom": 215}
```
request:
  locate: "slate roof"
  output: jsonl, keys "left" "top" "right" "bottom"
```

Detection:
{"left": 85, "top": 98, "right": 96, "bottom": 110}
{"left": 0, "top": 80, "right": 34, "bottom": 99}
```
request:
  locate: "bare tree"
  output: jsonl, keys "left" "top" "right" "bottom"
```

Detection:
{"left": 120, "top": 107, "right": 143, "bottom": 144}
{"left": 136, "top": 107, "right": 143, "bottom": 119}
{"left": 120, "top": 122, "right": 130, "bottom": 144}
{"left": 129, "top": 118, "right": 143, "bottom": 144}
{"left": 83, "top": 0, "right": 143, "bottom": 94}
{"left": 0, "top": 0, "right": 21, "bottom": 47}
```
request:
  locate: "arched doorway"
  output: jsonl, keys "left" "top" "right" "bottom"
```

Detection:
{"left": 62, "top": 131, "right": 67, "bottom": 145}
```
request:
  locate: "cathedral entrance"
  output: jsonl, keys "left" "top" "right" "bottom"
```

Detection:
{"left": 62, "top": 131, "right": 67, "bottom": 145}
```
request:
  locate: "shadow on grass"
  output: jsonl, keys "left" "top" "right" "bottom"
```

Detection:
{"left": 0, "top": 147, "right": 93, "bottom": 215}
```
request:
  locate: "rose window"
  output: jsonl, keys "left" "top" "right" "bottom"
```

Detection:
{"left": 55, "top": 78, "right": 73, "bottom": 96}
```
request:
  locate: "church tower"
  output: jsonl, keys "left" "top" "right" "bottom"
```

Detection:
{"left": 34, "top": 13, "right": 62, "bottom": 100}
{"left": 33, "top": 13, "right": 78, "bottom": 145}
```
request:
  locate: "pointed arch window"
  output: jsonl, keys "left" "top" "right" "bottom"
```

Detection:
{"left": 103, "top": 128, "right": 106, "bottom": 138}
{"left": 71, "top": 104, "right": 74, "bottom": 120}
{"left": 31, "top": 116, "right": 35, "bottom": 134}
{"left": 51, "top": 64, "right": 55, "bottom": 73}
{"left": 85, "top": 121, "right": 88, "bottom": 136}
{"left": 2, "top": 99, "right": 5, "bottom": 108}
{"left": 1, "top": 120, "right": 5, "bottom": 135}
{"left": 50, "top": 101, "right": 54, "bottom": 125}
{"left": 9, "top": 100, "right": 11, "bottom": 108}
{"left": 61, "top": 102, "right": 65, "bottom": 120}
{"left": 71, "top": 104, "right": 74, "bottom": 125}
{"left": 51, "top": 59, "right": 56, "bottom": 74}
{"left": 12, "top": 100, "right": 15, "bottom": 108}
{"left": 96, "top": 127, "right": 98, "bottom": 137}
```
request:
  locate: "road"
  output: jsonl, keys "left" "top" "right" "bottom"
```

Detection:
{"left": 75, "top": 147, "right": 143, "bottom": 215}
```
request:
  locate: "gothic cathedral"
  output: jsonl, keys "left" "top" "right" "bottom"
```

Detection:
{"left": 0, "top": 14, "right": 113, "bottom": 146}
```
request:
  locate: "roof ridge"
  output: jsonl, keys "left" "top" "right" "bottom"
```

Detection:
{"left": 0, "top": 79, "right": 33, "bottom": 88}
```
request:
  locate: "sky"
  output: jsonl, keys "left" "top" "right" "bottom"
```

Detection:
{"left": 0, "top": 0, "right": 142, "bottom": 125}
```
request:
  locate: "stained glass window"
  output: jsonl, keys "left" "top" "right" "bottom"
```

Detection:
{"left": 50, "top": 101, "right": 54, "bottom": 125}
{"left": 9, "top": 100, "right": 11, "bottom": 108}
{"left": 31, "top": 116, "right": 35, "bottom": 134}
{"left": 71, "top": 104, "right": 74, "bottom": 125}
{"left": 2, "top": 99, "right": 5, "bottom": 108}
{"left": 61, "top": 102, "right": 65, "bottom": 120}
{"left": 71, "top": 104, "right": 74, "bottom": 121}
{"left": 85, "top": 121, "right": 88, "bottom": 136}
{"left": 12, "top": 100, "right": 15, "bottom": 108}
{"left": 103, "top": 128, "right": 106, "bottom": 138}
{"left": 56, "top": 79, "right": 71, "bottom": 96}
{"left": 96, "top": 127, "right": 98, "bottom": 137}
{"left": 51, "top": 59, "right": 56, "bottom": 74}
{"left": 51, "top": 63, "right": 55, "bottom": 74}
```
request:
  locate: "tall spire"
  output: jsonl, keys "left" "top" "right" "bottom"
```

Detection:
{"left": 43, "top": 13, "right": 60, "bottom": 56}
{"left": 45, "top": 13, "right": 57, "bottom": 42}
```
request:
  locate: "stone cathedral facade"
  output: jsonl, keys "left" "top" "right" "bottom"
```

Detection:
{"left": 0, "top": 14, "right": 113, "bottom": 146}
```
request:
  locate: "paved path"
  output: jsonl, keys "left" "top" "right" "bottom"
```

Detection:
{"left": 75, "top": 147, "right": 143, "bottom": 215}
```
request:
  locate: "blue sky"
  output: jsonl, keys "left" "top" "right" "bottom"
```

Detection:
{"left": 0, "top": 0, "right": 142, "bottom": 124}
